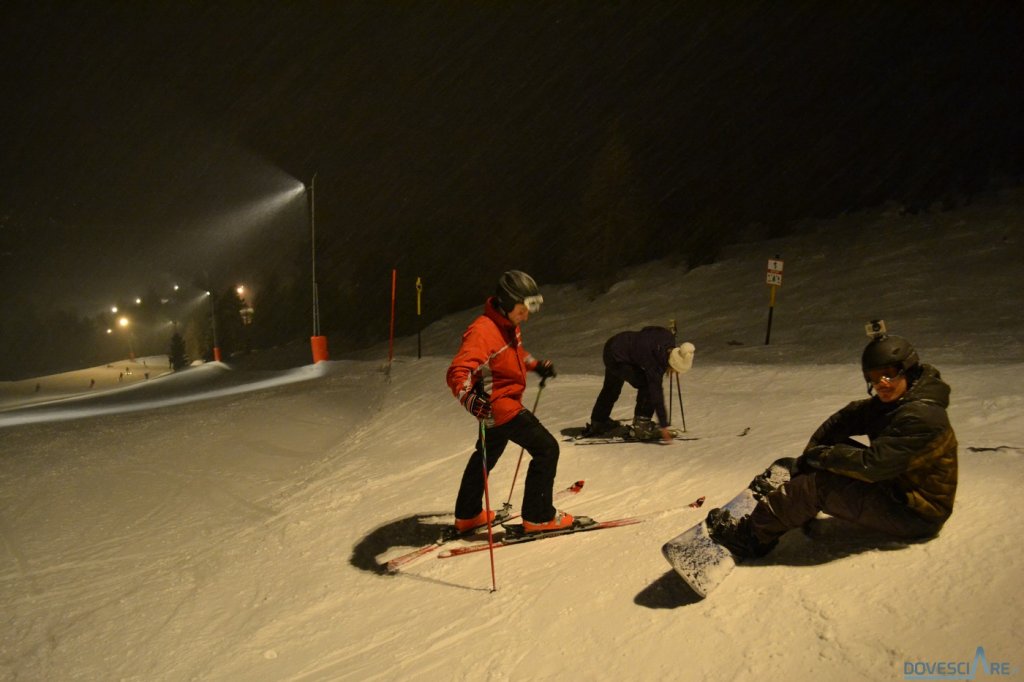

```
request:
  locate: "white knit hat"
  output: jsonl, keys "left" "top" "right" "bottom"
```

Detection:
{"left": 668, "top": 342, "right": 696, "bottom": 374}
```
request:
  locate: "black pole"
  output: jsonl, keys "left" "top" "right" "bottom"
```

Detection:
{"left": 676, "top": 373, "right": 687, "bottom": 432}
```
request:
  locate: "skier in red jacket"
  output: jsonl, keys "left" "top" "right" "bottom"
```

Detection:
{"left": 446, "top": 271, "right": 570, "bottom": 534}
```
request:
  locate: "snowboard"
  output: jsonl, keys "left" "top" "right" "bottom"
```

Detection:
{"left": 661, "top": 458, "right": 794, "bottom": 598}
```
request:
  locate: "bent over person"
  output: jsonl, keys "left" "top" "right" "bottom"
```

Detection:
{"left": 707, "top": 328, "right": 958, "bottom": 558}
{"left": 583, "top": 326, "right": 695, "bottom": 441}
{"left": 446, "top": 270, "right": 572, "bottom": 534}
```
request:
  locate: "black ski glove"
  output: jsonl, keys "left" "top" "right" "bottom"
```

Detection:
{"left": 795, "top": 445, "right": 829, "bottom": 474}
{"left": 461, "top": 389, "right": 492, "bottom": 420}
{"left": 535, "top": 360, "right": 557, "bottom": 379}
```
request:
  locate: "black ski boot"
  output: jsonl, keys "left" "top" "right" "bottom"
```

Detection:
{"left": 582, "top": 419, "right": 621, "bottom": 438}
{"left": 630, "top": 417, "right": 660, "bottom": 441}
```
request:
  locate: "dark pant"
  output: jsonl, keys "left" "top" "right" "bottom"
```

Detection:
{"left": 589, "top": 342, "right": 653, "bottom": 423}
{"left": 455, "top": 410, "right": 560, "bottom": 524}
{"left": 750, "top": 471, "right": 944, "bottom": 544}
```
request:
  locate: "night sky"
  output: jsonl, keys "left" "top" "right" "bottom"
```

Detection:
{"left": 2, "top": 2, "right": 1023, "bottom": 320}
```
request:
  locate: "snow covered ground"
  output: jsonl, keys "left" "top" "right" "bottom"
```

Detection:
{"left": 2, "top": 191, "right": 1022, "bottom": 681}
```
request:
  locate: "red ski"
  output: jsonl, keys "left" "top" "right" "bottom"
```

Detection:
{"left": 437, "top": 516, "right": 642, "bottom": 558}
{"left": 385, "top": 480, "right": 585, "bottom": 572}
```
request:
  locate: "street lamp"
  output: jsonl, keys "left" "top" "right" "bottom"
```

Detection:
{"left": 237, "top": 285, "right": 254, "bottom": 326}
{"left": 308, "top": 173, "right": 329, "bottom": 363}
{"left": 118, "top": 316, "right": 136, "bottom": 361}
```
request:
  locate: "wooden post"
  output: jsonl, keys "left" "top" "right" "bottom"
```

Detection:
{"left": 389, "top": 269, "right": 397, "bottom": 363}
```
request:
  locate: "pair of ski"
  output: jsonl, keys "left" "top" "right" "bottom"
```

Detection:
{"left": 387, "top": 480, "right": 583, "bottom": 571}
{"left": 560, "top": 425, "right": 697, "bottom": 446}
{"left": 385, "top": 480, "right": 638, "bottom": 571}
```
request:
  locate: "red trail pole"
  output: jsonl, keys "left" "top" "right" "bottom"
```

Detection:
{"left": 480, "top": 421, "right": 498, "bottom": 592}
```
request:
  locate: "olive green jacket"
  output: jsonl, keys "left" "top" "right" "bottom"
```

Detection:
{"left": 804, "top": 364, "right": 958, "bottom": 522}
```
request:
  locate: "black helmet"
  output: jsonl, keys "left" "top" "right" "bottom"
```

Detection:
{"left": 861, "top": 334, "right": 919, "bottom": 380}
{"left": 495, "top": 270, "right": 543, "bottom": 313}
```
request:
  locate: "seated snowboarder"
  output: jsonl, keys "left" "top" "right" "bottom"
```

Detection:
{"left": 583, "top": 326, "right": 695, "bottom": 441}
{"left": 707, "top": 325, "right": 957, "bottom": 558}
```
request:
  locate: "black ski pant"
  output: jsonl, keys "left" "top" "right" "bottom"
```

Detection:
{"left": 749, "top": 470, "right": 945, "bottom": 545}
{"left": 589, "top": 341, "right": 654, "bottom": 424}
{"left": 455, "top": 410, "right": 559, "bottom": 524}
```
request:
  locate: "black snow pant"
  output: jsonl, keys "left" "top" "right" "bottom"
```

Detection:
{"left": 749, "top": 470, "right": 945, "bottom": 545}
{"left": 589, "top": 341, "right": 654, "bottom": 424}
{"left": 454, "top": 410, "right": 560, "bottom": 524}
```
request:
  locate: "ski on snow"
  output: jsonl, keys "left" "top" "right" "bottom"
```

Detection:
{"left": 567, "top": 435, "right": 700, "bottom": 446}
{"left": 559, "top": 425, "right": 697, "bottom": 446}
{"left": 385, "top": 480, "right": 585, "bottom": 572}
{"left": 437, "top": 494, "right": 704, "bottom": 559}
{"left": 437, "top": 516, "right": 642, "bottom": 558}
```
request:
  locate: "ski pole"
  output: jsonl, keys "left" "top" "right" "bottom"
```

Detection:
{"left": 676, "top": 373, "right": 687, "bottom": 432}
{"left": 479, "top": 420, "right": 498, "bottom": 592}
{"left": 668, "top": 372, "right": 674, "bottom": 427}
{"left": 668, "top": 318, "right": 678, "bottom": 426}
{"left": 505, "top": 377, "right": 546, "bottom": 506}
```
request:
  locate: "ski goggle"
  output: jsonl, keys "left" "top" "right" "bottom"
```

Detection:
{"left": 522, "top": 294, "right": 544, "bottom": 313}
{"left": 866, "top": 366, "right": 904, "bottom": 386}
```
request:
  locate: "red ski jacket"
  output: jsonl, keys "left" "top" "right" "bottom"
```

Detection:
{"left": 447, "top": 297, "right": 540, "bottom": 427}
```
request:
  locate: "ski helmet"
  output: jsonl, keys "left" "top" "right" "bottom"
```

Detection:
{"left": 861, "top": 334, "right": 919, "bottom": 380}
{"left": 495, "top": 270, "right": 543, "bottom": 313}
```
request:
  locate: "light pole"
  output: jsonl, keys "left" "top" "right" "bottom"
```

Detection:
{"left": 206, "top": 290, "right": 221, "bottom": 362}
{"left": 308, "top": 173, "right": 329, "bottom": 363}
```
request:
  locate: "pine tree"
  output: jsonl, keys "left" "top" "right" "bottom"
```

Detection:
{"left": 168, "top": 332, "right": 188, "bottom": 370}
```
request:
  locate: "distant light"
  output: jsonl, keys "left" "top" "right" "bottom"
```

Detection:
{"left": 118, "top": 316, "right": 130, "bottom": 328}
{"left": 106, "top": 328, "right": 113, "bottom": 334}
{"left": 205, "top": 291, "right": 211, "bottom": 297}
{"left": 135, "top": 297, "right": 142, "bottom": 305}
{"left": 111, "top": 306, "right": 118, "bottom": 314}
{"left": 236, "top": 285, "right": 245, "bottom": 296}
{"left": 173, "top": 284, "right": 180, "bottom": 291}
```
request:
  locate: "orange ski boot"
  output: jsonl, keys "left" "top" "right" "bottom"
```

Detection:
{"left": 522, "top": 510, "right": 575, "bottom": 533}
{"left": 454, "top": 509, "right": 496, "bottom": 534}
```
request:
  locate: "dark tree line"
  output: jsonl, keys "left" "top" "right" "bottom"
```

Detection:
{"left": 3, "top": 113, "right": 1020, "bottom": 380}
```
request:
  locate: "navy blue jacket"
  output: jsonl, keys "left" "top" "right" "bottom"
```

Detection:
{"left": 606, "top": 326, "right": 676, "bottom": 426}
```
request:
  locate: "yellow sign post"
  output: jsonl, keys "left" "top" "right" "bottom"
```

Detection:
{"left": 765, "top": 257, "right": 783, "bottom": 345}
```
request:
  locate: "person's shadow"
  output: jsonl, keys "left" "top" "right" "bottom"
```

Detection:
{"left": 350, "top": 512, "right": 450, "bottom": 575}
{"left": 635, "top": 518, "right": 914, "bottom": 608}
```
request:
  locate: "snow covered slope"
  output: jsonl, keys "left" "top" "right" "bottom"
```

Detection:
{"left": 1, "top": 191, "right": 1022, "bottom": 680}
